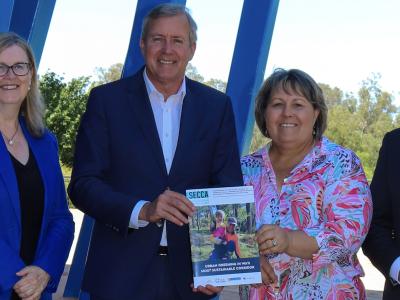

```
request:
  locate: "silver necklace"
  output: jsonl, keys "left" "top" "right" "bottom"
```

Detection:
{"left": 1, "top": 123, "right": 19, "bottom": 146}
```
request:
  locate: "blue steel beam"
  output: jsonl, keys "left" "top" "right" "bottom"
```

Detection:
{"left": 8, "top": 0, "right": 39, "bottom": 39}
{"left": 65, "top": 1, "right": 187, "bottom": 299}
{"left": 27, "top": 0, "right": 57, "bottom": 64}
{"left": 1, "top": 0, "right": 56, "bottom": 65}
{"left": 0, "top": 0, "right": 14, "bottom": 32}
{"left": 227, "top": 0, "right": 280, "bottom": 155}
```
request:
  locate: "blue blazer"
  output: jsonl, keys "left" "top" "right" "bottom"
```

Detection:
{"left": 69, "top": 69, "right": 243, "bottom": 300}
{"left": 0, "top": 118, "right": 74, "bottom": 300}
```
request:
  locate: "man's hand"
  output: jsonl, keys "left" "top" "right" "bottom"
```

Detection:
{"left": 192, "top": 283, "right": 223, "bottom": 296}
{"left": 139, "top": 190, "right": 195, "bottom": 226}
{"left": 13, "top": 266, "right": 50, "bottom": 300}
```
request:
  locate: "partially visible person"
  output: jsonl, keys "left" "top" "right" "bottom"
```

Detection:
{"left": 209, "top": 209, "right": 227, "bottom": 255}
{"left": 68, "top": 3, "right": 242, "bottom": 300}
{"left": 225, "top": 217, "right": 241, "bottom": 259}
{"left": 240, "top": 68, "right": 372, "bottom": 299}
{"left": 0, "top": 32, "right": 74, "bottom": 300}
{"left": 363, "top": 128, "right": 400, "bottom": 300}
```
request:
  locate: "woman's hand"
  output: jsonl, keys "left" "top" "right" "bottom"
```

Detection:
{"left": 260, "top": 256, "right": 277, "bottom": 286}
{"left": 13, "top": 266, "right": 50, "bottom": 300}
{"left": 256, "top": 224, "right": 290, "bottom": 256}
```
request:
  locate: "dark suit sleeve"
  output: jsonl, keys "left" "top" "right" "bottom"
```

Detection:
{"left": 210, "top": 97, "right": 243, "bottom": 187}
{"left": 362, "top": 132, "right": 400, "bottom": 277}
{"left": 68, "top": 87, "right": 136, "bottom": 234}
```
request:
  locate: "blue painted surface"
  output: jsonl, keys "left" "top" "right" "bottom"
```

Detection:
{"left": 227, "top": 0, "right": 280, "bottom": 155}
{"left": 63, "top": 215, "right": 94, "bottom": 298}
{"left": 122, "top": 0, "right": 186, "bottom": 78}
{"left": 28, "top": 0, "right": 57, "bottom": 64}
{"left": 0, "top": 0, "right": 14, "bottom": 32}
{"left": 1, "top": 0, "right": 56, "bottom": 65}
{"left": 8, "top": 0, "right": 39, "bottom": 40}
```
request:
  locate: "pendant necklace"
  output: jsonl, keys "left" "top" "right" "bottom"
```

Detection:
{"left": 1, "top": 123, "right": 19, "bottom": 146}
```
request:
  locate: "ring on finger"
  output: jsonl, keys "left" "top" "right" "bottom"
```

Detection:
{"left": 272, "top": 239, "right": 278, "bottom": 247}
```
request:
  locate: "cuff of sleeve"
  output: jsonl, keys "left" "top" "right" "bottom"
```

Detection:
{"left": 390, "top": 256, "right": 400, "bottom": 284}
{"left": 304, "top": 227, "right": 333, "bottom": 272}
{"left": 129, "top": 200, "right": 150, "bottom": 229}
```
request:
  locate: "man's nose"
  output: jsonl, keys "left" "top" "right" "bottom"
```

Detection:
{"left": 162, "top": 40, "right": 173, "bottom": 53}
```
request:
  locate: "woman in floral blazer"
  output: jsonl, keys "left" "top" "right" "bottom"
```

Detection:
{"left": 241, "top": 68, "right": 372, "bottom": 300}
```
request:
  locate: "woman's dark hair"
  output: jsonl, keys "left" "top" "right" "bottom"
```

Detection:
{"left": 254, "top": 68, "right": 328, "bottom": 141}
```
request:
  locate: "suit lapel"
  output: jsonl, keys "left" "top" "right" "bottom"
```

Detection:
{"left": 0, "top": 132, "right": 21, "bottom": 227}
{"left": 125, "top": 73, "right": 168, "bottom": 176}
{"left": 170, "top": 80, "right": 200, "bottom": 176}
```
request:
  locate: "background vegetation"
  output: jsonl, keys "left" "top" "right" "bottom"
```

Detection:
{"left": 40, "top": 63, "right": 399, "bottom": 179}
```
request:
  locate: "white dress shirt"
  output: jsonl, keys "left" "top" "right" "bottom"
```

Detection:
{"left": 129, "top": 68, "right": 185, "bottom": 246}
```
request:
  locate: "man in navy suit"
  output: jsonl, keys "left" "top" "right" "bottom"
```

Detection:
{"left": 363, "top": 128, "right": 400, "bottom": 300}
{"left": 68, "top": 3, "right": 242, "bottom": 300}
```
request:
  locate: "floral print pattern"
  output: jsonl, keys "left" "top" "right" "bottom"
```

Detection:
{"left": 241, "top": 137, "right": 372, "bottom": 300}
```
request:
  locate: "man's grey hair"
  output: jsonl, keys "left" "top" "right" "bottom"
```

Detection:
{"left": 141, "top": 3, "right": 197, "bottom": 44}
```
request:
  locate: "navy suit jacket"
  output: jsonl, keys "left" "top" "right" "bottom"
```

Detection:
{"left": 363, "top": 128, "right": 400, "bottom": 300}
{"left": 68, "top": 69, "right": 243, "bottom": 299}
{"left": 0, "top": 118, "right": 74, "bottom": 300}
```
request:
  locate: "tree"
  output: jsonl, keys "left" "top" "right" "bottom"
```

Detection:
{"left": 40, "top": 71, "right": 91, "bottom": 167}
{"left": 319, "top": 83, "right": 343, "bottom": 108}
{"left": 93, "top": 63, "right": 123, "bottom": 86}
{"left": 325, "top": 74, "right": 398, "bottom": 178}
{"left": 185, "top": 62, "right": 204, "bottom": 82}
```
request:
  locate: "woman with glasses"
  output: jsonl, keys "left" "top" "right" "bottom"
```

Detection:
{"left": 0, "top": 32, "right": 74, "bottom": 300}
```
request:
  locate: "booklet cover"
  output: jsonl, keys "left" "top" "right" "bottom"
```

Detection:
{"left": 186, "top": 186, "right": 261, "bottom": 287}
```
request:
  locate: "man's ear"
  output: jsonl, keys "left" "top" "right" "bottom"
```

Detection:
{"left": 139, "top": 39, "right": 145, "bottom": 56}
{"left": 189, "top": 42, "right": 196, "bottom": 61}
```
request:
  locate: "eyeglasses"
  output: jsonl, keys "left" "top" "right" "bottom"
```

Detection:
{"left": 0, "top": 63, "right": 31, "bottom": 76}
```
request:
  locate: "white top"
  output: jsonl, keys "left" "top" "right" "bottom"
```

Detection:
{"left": 129, "top": 69, "right": 186, "bottom": 246}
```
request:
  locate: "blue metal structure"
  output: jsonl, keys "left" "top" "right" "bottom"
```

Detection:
{"left": 0, "top": 0, "right": 280, "bottom": 298}
{"left": 227, "top": 0, "right": 280, "bottom": 155}
{"left": 0, "top": 0, "right": 56, "bottom": 65}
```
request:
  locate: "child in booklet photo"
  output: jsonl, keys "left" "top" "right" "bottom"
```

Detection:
{"left": 189, "top": 204, "right": 258, "bottom": 263}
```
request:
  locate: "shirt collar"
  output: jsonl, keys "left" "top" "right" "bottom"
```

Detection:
{"left": 143, "top": 68, "right": 186, "bottom": 100}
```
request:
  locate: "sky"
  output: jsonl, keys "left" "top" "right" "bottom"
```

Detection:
{"left": 38, "top": 0, "right": 400, "bottom": 105}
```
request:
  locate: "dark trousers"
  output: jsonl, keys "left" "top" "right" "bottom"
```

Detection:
{"left": 90, "top": 254, "right": 181, "bottom": 300}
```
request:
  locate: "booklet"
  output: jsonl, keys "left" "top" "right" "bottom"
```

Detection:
{"left": 186, "top": 186, "right": 261, "bottom": 287}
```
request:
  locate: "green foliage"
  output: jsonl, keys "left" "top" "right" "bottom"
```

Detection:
{"left": 186, "top": 63, "right": 205, "bottom": 82}
{"left": 92, "top": 63, "right": 123, "bottom": 87}
{"left": 248, "top": 125, "right": 268, "bottom": 154}
{"left": 186, "top": 63, "right": 227, "bottom": 92}
{"left": 205, "top": 78, "right": 227, "bottom": 92}
{"left": 324, "top": 74, "right": 398, "bottom": 179}
{"left": 40, "top": 71, "right": 91, "bottom": 167}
